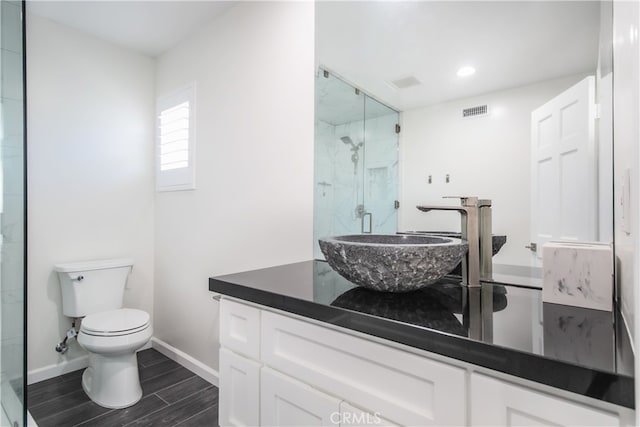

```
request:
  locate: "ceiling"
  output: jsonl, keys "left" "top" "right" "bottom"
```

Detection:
{"left": 28, "top": 1, "right": 602, "bottom": 112}
{"left": 27, "top": 1, "right": 236, "bottom": 57}
{"left": 316, "top": 1, "right": 601, "bottom": 112}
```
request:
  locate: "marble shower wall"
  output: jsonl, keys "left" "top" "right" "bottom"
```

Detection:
{"left": 314, "top": 120, "right": 338, "bottom": 259}
{"left": 314, "top": 113, "right": 399, "bottom": 259}
{"left": 357, "top": 112, "right": 399, "bottom": 235}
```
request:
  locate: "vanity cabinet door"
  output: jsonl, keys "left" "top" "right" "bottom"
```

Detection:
{"left": 261, "top": 367, "right": 341, "bottom": 426}
{"left": 219, "top": 348, "right": 260, "bottom": 427}
{"left": 339, "top": 402, "right": 399, "bottom": 427}
{"left": 470, "top": 373, "right": 620, "bottom": 426}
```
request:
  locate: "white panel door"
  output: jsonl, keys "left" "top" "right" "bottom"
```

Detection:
{"left": 219, "top": 348, "right": 261, "bottom": 427}
{"left": 261, "top": 367, "right": 341, "bottom": 427}
{"left": 531, "top": 76, "right": 597, "bottom": 262}
{"left": 470, "top": 373, "right": 620, "bottom": 426}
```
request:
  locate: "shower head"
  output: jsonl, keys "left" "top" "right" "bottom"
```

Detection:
{"left": 340, "top": 136, "right": 354, "bottom": 146}
{"left": 341, "top": 136, "right": 362, "bottom": 175}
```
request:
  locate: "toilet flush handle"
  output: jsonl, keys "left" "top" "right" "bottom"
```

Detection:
{"left": 71, "top": 275, "right": 84, "bottom": 282}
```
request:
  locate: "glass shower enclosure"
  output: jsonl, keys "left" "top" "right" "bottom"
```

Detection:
{"left": 314, "top": 69, "right": 399, "bottom": 259}
{"left": 0, "top": 0, "right": 26, "bottom": 425}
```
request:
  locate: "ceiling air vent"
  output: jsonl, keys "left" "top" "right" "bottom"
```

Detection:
{"left": 462, "top": 105, "right": 488, "bottom": 118}
{"left": 389, "top": 75, "right": 421, "bottom": 89}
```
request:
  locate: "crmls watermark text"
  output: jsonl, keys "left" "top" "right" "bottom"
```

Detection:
{"left": 330, "top": 411, "right": 382, "bottom": 425}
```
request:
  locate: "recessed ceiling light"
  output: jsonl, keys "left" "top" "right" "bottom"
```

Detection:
{"left": 457, "top": 66, "right": 476, "bottom": 78}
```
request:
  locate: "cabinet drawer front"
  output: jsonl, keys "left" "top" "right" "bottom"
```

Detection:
{"left": 261, "top": 310, "right": 466, "bottom": 426}
{"left": 261, "top": 367, "right": 341, "bottom": 427}
{"left": 220, "top": 298, "right": 260, "bottom": 359}
{"left": 470, "top": 373, "right": 620, "bottom": 426}
{"left": 219, "top": 348, "right": 261, "bottom": 427}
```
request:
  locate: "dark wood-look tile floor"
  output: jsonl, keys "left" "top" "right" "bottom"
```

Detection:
{"left": 27, "top": 349, "right": 219, "bottom": 427}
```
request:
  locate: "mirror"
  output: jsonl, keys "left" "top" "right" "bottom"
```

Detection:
{"left": 314, "top": 1, "right": 613, "bottom": 274}
{"left": 313, "top": 71, "right": 400, "bottom": 259}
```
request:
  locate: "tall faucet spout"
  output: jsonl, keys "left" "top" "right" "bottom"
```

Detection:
{"left": 416, "top": 196, "right": 491, "bottom": 288}
{"left": 417, "top": 205, "right": 470, "bottom": 213}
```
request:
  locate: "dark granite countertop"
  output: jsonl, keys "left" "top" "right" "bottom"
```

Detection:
{"left": 209, "top": 260, "right": 634, "bottom": 409}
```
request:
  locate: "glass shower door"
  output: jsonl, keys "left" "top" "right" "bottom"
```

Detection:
{"left": 314, "top": 68, "right": 399, "bottom": 259}
{"left": 314, "top": 70, "right": 365, "bottom": 258}
{"left": 0, "top": 1, "right": 25, "bottom": 425}
{"left": 362, "top": 96, "right": 399, "bottom": 235}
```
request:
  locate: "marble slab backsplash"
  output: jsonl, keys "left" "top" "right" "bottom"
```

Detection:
{"left": 542, "top": 241, "right": 613, "bottom": 311}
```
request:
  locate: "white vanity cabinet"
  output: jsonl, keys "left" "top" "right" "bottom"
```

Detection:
{"left": 218, "top": 298, "right": 630, "bottom": 427}
{"left": 261, "top": 367, "right": 341, "bottom": 426}
{"left": 260, "top": 309, "right": 466, "bottom": 426}
{"left": 470, "top": 374, "right": 620, "bottom": 426}
{"left": 339, "top": 402, "right": 399, "bottom": 427}
{"left": 219, "top": 348, "right": 260, "bottom": 427}
{"left": 220, "top": 298, "right": 260, "bottom": 359}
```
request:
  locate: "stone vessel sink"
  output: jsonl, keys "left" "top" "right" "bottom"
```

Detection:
{"left": 398, "top": 231, "right": 506, "bottom": 256}
{"left": 318, "top": 234, "right": 468, "bottom": 293}
{"left": 398, "top": 231, "right": 507, "bottom": 276}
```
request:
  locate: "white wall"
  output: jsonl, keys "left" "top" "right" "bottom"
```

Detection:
{"left": 26, "top": 14, "right": 155, "bottom": 377}
{"left": 400, "top": 74, "right": 587, "bottom": 267}
{"left": 154, "top": 2, "right": 314, "bottom": 372}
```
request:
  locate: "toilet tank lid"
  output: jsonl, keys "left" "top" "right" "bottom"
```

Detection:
{"left": 53, "top": 258, "right": 134, "bottom": 273}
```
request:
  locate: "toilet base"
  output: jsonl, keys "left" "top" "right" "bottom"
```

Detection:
{"left": 82, "top": 352, "right": 143, "bottom": 409}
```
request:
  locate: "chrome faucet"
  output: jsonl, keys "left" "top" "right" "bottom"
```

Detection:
{"left": 416, "top": 197, "right": 493, "bottom": 287}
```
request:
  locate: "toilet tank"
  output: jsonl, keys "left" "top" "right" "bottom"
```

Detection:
{"left": 54, "top": 258, "right": 134, "bottom": 317}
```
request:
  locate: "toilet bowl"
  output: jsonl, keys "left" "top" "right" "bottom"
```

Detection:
{"left": 77, "top": 308, "right": 152, "bottom": 409}
{"left": 55, "top": 258, "right": 152, "bottom": 409}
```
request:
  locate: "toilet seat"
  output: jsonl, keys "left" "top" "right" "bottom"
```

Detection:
{"left": 81, "top": 308, "right": 150, "bottom": 337}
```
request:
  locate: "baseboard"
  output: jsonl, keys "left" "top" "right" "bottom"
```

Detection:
{"left": 151, "top": 337, "right": 219, "bottom": 387}
{"left": 27, "top": 339, "right": 200, "bottom": 386}
{"left": 139, "top": 340, "right": 153, "bottom": 351}
{"left": 27, "top": 341, "right": 153, "bottom": 385}
{"left": 27, "top": 355, "right": 89, "bottom": 385}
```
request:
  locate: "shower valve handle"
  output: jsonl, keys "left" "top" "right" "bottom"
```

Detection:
{"left": 361, "top": 212, "right": 373, "bottom": 234}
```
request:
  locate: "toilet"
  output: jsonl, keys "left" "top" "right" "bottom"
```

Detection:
{"left": 54, "top": 258, "right": 152, "bottom": 409}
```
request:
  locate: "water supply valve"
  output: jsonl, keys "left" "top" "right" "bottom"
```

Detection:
{"left": 66, "top": 326, "right": 78, "bottom": 340}
{"left": 55, "top": 320, "right": 78, "bottom": 354}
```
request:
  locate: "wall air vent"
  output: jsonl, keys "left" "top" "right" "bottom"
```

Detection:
{"left": 462, "top": 105, "right": 488, "bottom": 118}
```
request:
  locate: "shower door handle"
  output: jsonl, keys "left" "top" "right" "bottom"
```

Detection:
{"left": 361, "top": 212, "right": 372, "bottom": 234}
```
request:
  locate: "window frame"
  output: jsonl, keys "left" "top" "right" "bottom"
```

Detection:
{"left": 156, "top": 82, "right": 196, "bottom": 192}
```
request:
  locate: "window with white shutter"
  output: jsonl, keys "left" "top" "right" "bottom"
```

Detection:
{"left": 156, "top": 83, "right": 196, "bottom": 191}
